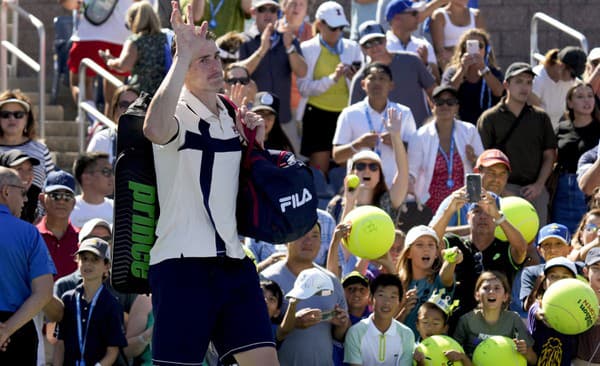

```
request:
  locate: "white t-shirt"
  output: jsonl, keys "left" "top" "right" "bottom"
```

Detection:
{"left": 72, "top": 0, "right": 134, "bottom": 44}
{"left": 150, "top": 88, "right": 245, "bottom": 265}
{"left": 532, "top": 64, "right": 575, "bottom": 131}
{"left": 386, "top": 31, "right": 438, "bottom": 65}
{"left": 70, "top": 196, "right": 114, "bottom": 228}
{"left": 333, "top": 98, "right": 416, "bottom": 188}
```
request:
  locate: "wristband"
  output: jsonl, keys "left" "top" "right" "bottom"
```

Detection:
{"left": 479, "top": 66, "right": 491, "bottom": 77}
{"left": 286, "top": 45, "right": 296, "bottom": 54}
{"left": 350, "top": 142, "right": 359, "bottom": 153}
{"left": 494, "top": 211, "right": 506, "bottom": 226}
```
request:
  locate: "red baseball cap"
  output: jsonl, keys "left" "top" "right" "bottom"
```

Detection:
{"left": 474, "top": 149, "right": 511, "bottom": 172}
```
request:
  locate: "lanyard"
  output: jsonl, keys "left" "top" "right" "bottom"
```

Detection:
{"left": 437, "top": 123, "right": 456, "bottom": 188}
{"left": 76, "top": 285, "right": 104, "bottom": 366}
{"left": 479, "top": 47, "right": 492, "bottom": 110}
{"left": 364, "top": 102, "right": 390, "bottom": 156}
{"left": 318, "top": 34, "right": 343, "bottom": 55}
{"left": 208, "top": 0, "right": 225, "bottom": 29}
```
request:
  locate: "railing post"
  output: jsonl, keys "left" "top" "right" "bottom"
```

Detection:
{"left": 530, "top": 12, "right": 588, "bottom": 67}
{"left": 0, "top": 0, "right": 7, "bottom": 91}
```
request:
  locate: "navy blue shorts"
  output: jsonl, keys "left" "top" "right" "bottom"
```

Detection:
{"left": 149, "top": 256, "right": 275, "bottom": 365}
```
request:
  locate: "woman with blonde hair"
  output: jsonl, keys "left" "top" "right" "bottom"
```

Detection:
{"left": 101, "top": 1, "right": 169, "bottom": 95}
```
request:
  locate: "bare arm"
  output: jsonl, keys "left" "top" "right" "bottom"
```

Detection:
{"left": 105, "top": 40, "right": 138, "bottom": 73}
{"left": 276, "top": 298, "right": 298, "bottom": 341}
{"left": 429, "top": 11, "right": 447, "bottom": 68}
{"left": 417, "top": 0, "right": 448, "bottom": 23}
{"left": 187, "top": 0, "right": 205, "bottom": 23}
{"left": 53, "top": 340, "right": 65, "bottom": 366}
{"left": 240, "top": 0, "right": 252, "bottom": 17}
{"left": 98, "top": 346, "right": 120, "bottom": 366}
{"left": 123, "top": 295, "right": 153, "bottom": 358}
{"left": 326, "top": 223, "right": 351, "bottom": 278}
{"left": 579, "top": 157, "right": 600, "bottom": 195}
{"left": 43, "top": 295, "right": 64, "bottom": 322}
{"left": 431, "top": 188, "right": 467, "bottom": 240}
{"left": 387, "top": 109, "right": 409, "bottom": 208}
{"left": 59, "top": 0, "right": 79, "bottom": 11}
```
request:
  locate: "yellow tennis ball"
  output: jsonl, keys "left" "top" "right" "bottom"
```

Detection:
{"left": 347, "top": 174, "right": 360, "bottom": 190}
{"left": 416, "top": 335, "right": 465, "bottom": 366}
{"left": 472, "top": 336, "right": 526, "bottom": 366}
{"left": 494, "top": 196, "right": 539, "bottom": 243}
{"left": 541, "top": 278, "right": 599, "bottom": 335}
{"left": 342, "top": 205, "right": 395, "bottom": 260}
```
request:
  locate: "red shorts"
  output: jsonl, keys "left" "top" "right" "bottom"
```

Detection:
{"left": 68, "top": 40, "right": 129, "bottom": 77}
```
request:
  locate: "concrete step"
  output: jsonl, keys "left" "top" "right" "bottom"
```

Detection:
{"left": 44, "top": 120, "right": 79, "bottom": 137}
{"left": 45, "top": 136, "right": 79, "bottom": 153}
{"left": 51, "top": 151, "right": 79, "bottom": 173}
{"left": 7, "top": 77, "right": 42, "bottom": 92}
{"left": 32, "top": 104, "right": 64, "bottom": 121}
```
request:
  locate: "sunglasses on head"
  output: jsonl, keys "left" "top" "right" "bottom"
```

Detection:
{"left": 433, "top": 98, "right": 459, "bottom": 107}
{"left": 326, "top": 23, "right": 344, "bottom": 32}
{"left": 362, "top": 38, "right": 385, "bottom": 49}
{"left": 48, "top": 191, "right": 75, "bottom": 201}
{"left": 585, "top": 223, "right": 599, "bottom": 233}
{"left": 225, "top": 77, "right": 250, "bottom": 85}
{"left": 0, "top": 110, "right": 26, "bottom": 119}
{"left": 354, "top": 162, "right": 379, "bottom": 172}
{"left": 257, "top": 5, "right": 278, "bottom": 13}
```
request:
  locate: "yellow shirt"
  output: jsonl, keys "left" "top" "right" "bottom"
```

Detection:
{"left": 307, "top": 45, "right": 349, "bottom": 112}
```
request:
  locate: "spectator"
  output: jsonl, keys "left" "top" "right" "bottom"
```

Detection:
{"left": 342, "top": 271, "right": 371, "bottom": 324}
{"left": 0, "top": 149, "right": 40, "bottom": 222}
{"left": 0, "top": 90, "right": 55, "bottom": 223}
{"left": 123, "top": 294, "right": 153, "bottom": 366}
{"left": 222, "top": 64, "right": 258, "bottom": 108}
{"left": 530, "top": 47, "right": 587, "bottom": 130}
{"left": 344, "top": 274, "right": 415, "bottom": 366}
{"left": 430, "top": 0, "right": 485, "bottom": 70}
{"left": 0, "top": 167, "right": 55, "bottom": 365}
{"left": 251, "top": 92, "right": 294, "bottom": 152}
{"left": 182, "top": 0, "right": 251, "bottom": 37}
{"left": 349, "top": 21, "right": 435, "bottom": 127}
{"left": 36, "top": 171, "right": 79, "bottom": 280}
{"left": 261, "top": 223, "right": 350, "bottom": 365}
{"left": 333, "top": 62, "right": 415, "bottom": 188}
{"left": 55, "top": 239, "right": 127, "bottom": 366}
{"left": 441, "top": 28, "right": 503, "bottom": 124}
{"left": 584, "top": 47, "right": 600, "bottom": 106}
{"left": 216, "top": 31, "right": 246, "bottom": 66}
{"left": 478, "top": 62, "right": 557, "bottom": 226}
{"left": 568, "top": 209, "right": 600, "bottom": 262}
{"left": 101, "top": 1, "right": 168, "bottom": 96}
{"left": 575, "top": 248, "right": 600, "bottom": 365}
{"left": 60, "top": 0, "right": 134, "bottom": 114}
{"left": 577, "top": 140, "right": 600, "bottom": 196}
{"left": 431, "top": 192, "right": 528, "bottom": 319}
{"left": 408, "top": 85, "right": 483, "bottom": 213}
{"left": 238, "top": 0, "right": 307, "bottom": 126}
{"left": 87, "top": 85, "right": 140, "bottom": 164}
{"left": 260, "top": 280, "right": 284, "bottom": 338}
{"left": 552, "top": 82, "right": 600, "bottom": 233}
{"left": 142, "top": 4, "right": 278, "bottom": 364}
{"left": 71, "top": 153, "right": 114, "bottom": 228}
{"left": 384, "top": 0, "right": 440, "bottom": 83}
{"left": 349, "top": 0, "right": 378, "bottom": 42}
{"left": 296, "top": 1, "right": 362, "bottom": 175}
{"left": 376, "top": 0, "right": 448, "bottom": 33}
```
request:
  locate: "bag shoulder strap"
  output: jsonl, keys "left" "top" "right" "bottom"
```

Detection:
{"left": 495, "top": 105, "right": 528, "bottom": 150}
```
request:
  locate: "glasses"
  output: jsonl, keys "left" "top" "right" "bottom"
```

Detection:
{"left": 354, "top": 162, "right": 379, "bottom": 172}
{"left": 585, "top": 223, "right": 599, "bottom": 233}
{"left": 362, "top": 38, "right": 385, "bottom": 49}
{"left": 326, "top": 24, "right": 345, "bottom": 32}
{"left": 48, "top": 191, "right": 75, "bottom": 201}
{"left": 118, "top": 100, "right": 135, "bottom": 110}
{"left": 433, "top": 98, "right": 459, "bottom": 107}
{"left": 257, "top": 5, "right": 278, "bottom": 13}
{"left": 473, "top": 251, "right": 484, "bottom": 274}
{"left": 225, "top": 77, "right": 250, "bottom": 85}
{"left": 6, "top": 184, "right": 27, "bottom": 197}
{"left": 591, "top": 60, "right": 600, "bottom": 69}
{"left": 89, "top": 167, "right": 114, "bottom": 177}
{"left": 0, "top": 110, "right": 26, "bottom": 119}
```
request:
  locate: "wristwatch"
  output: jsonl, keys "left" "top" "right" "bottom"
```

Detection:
{"left": 286, "top": 45, "right": 296, "bottom": 55}
{"left": 479, "top": 66, "right": 491, "bottom": 77}
{"left": 494, "top": 211, "right": 506, "bottom": 226}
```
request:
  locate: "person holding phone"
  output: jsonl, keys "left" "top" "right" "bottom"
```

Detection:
{"left": 441, "top": 28, "right": 503, "bottom": 124}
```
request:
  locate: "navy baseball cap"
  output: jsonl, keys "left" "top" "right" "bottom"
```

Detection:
{"left": 504, "top": 62, "right": 535, "bottom": 80}
{"left": 44, "top": 170, "right": 75, "bottom": 194}
{"left": 537, "top": 223, "right": 570, "bottom": 246}
{"left": 358, "top": 21, "right": 386, "bottom": 45}
{"left": 543, "top": 257, "right": 577, "bottom": 277}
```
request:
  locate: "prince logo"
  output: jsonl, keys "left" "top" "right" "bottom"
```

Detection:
{"left": 279, "top": 188, "right": 313, "bottom": 212}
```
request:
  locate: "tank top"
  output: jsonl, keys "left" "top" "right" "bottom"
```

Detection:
{"left": 441, "top": 8, "right": 476, "bottom": 48}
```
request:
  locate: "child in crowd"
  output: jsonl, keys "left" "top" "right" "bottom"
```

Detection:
{"left": 574, "top": 248, "right": 600, "bottom": 365}
{"left": 396, "top": 225, "right": 461, "bottom": 336}
{"left": 453, "top": 271, "right": 537, "bottom": 364}
{"left": 527, "top": 257, "right": 578, "bottom": 366}
{"left": 260, "top": 280, "right": 284, "bottom": 339}
{"left": 56, "top": 238, "right": 127, "bottom": 366}
{"left": 344, "top": 274, "right": 415, "bottom": 366}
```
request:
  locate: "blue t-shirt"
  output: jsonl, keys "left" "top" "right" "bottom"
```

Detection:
{"left": 0, "top": 204, "right": 56, "bottom": 312}
{"left": 404, "top": 275, "right": 451, "bottom": 337}
{"left": 528, "top": 301, "right": 577, "bottom": 366}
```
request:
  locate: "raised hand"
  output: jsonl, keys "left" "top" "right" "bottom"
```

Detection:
{"left": 238, "top": 104, "right": 266, "bottom": 148}
{"left": 385, "top": 107, "right": 402, "bottom": 134}
{"left": 169, "top": 1, "right": 212, "bottom": 62}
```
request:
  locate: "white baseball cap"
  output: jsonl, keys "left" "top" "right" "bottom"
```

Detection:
{"left": 589, "top": 47, "right": 600, "bottom": 62}
{"left": 405, "top": 225, "right": 439, "bottom": 247}
{"left": 286, "top": 267, "right": 334, "bottom": 299}
{"left": 316, "top": 1, "right": 349, "bottom": 28}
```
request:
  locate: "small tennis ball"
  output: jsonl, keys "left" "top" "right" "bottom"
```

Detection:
{"left": 342, "top": 205, "right": 395, "bottom": 260}
{"left": 443, "top": 248, "right": 458, "bottom": 263}
{"left": 542, "top": 278, "right": 599, "bottom": 335}
{"left": 347, "top": 174, "right": 360, "bottom": 190}
{"left": 472, "top": 336, "right": 526, "bottom": 366}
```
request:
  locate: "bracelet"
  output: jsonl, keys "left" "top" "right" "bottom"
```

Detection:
{"left": 494, "top": 212, "right": 506, "bottom": 226}
{"left": 479, "top": 66, "right": 491, "bottom": 77}
{"left": 286, "top": 45, "right": 296, "bottom": 55}
{"left": 350, "top": 142, "right": 359, "bottom": 153}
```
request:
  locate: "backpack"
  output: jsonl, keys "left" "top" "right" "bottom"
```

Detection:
{"left": 84, "top": 0, "right": 118, "bottom": 26}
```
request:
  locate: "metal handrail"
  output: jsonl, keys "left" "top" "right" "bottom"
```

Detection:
{"left": 530, "top": 12, "right": 588, "bottom": 66}
{"left": 0, "top": 0, "right": 46, "bottom": 138}
{"left": 77, "top": 57, "right": 123, "bottom": 153}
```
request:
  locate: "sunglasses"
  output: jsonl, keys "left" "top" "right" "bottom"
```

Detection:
{"left": 473, "top": 251, "right": 484, "bottom": 275}
{"left": 6, "top": 184, "right": 27, "bottom": 197}
{"left": 362, "top": 38, "right": 385, "bottom": 49}
{"left": 0, "top": 110, "right": 26, "bottom": 119}
{"left": 326, "top": 24, "right": 345, "bottom": 32}
{"left": 48, "top": 191, "right": 75, "bottom": 201}
{"left": 225, "top": 77, "right": 250, "bottom": 85}
{"left": 433, "top": 98, "right": 459, "bottom": 107}
{"left": 354, "top": 162, "right": 379, "bottom": 172}
{"left": 585, "top": 223, "right": 599, "bottom": 233}
{"left": 257, "top": 5, "right": 278, "bottom": 13}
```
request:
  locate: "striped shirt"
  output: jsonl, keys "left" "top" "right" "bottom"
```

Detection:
{"left": 0, "top": 139, "right": 55, "bottom": 188}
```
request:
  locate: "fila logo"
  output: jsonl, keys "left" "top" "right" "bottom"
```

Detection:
{"left": 279, "top": 188, "right": 313, "bottom": 212}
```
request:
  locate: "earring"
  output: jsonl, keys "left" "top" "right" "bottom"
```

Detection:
{"left": 23, "top": 128, "right": 28, "bottom": 134}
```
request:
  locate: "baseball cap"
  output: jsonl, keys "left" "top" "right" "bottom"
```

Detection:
{"left": 342, "top": 271, "right": 369, "bottom": 288}
{"left": 0, "top": 98, "right": 31, "bottom": 112}
{"left": 43, "top": 170, "right": 75, "bottom": 194}
{"left": 251, "top": 92, "right": 279, "bottom": 115}
{"left": 558, "top": 46, "right": 587, "bottom": 78}
{"left": 585, "top": 247, "right": 600, "bottom": 266}
{"left": 350, "top": 149, "right": 382, "bottom": 165}
{"left": 252, "top": 0, "right": 279, "bottom": 9}
{"left": 474, "top": 149, "right": 511, "bottom": 173}
{"left": 537, "top": 223, "right": 570, "bottom": 246}
{"left": 385, "top": 0, "right": 425, "bottom": 22}
{"left": 544, "top": 257, "right": 577, "bottom": 277}
{"left": 405, "top": 225, "right": 439, "bottom": 247}
{"left": 358, "top": 21, "right": 386, "bottom": 45}
{"left": 78, "top": 218, "right": 112, "bottom": 243}
{"left": 0, "top": 149, "right": 40, "bottom": 167}
{"left": 432, "top": 85, "right": 459, "bottom": 99}
{"left": 316, "top": 1, "right": 349, "bottom": 28}
{"left": 588, "top": 47, "right": 600, "bottom": 63}
{"left": 504, "top": 62, "right": 535, "bottom": 80}
{"left": 286, "top": 267, "right": 334, "bottom": 299}
{"left": 75, "top": 238, "right": 110, "bottom": 260}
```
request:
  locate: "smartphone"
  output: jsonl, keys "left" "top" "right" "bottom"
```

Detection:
{"left": 466, "top": 40, "right": 479, "bottom": 55}
{"left": 352, "top": 61, "right": 362, "bottom": 71}
{"left": 321, "top": 310, "right": 335, "bottom": 322}
{"left": 466, "top": 173, "right": 482, "bottom": 203}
